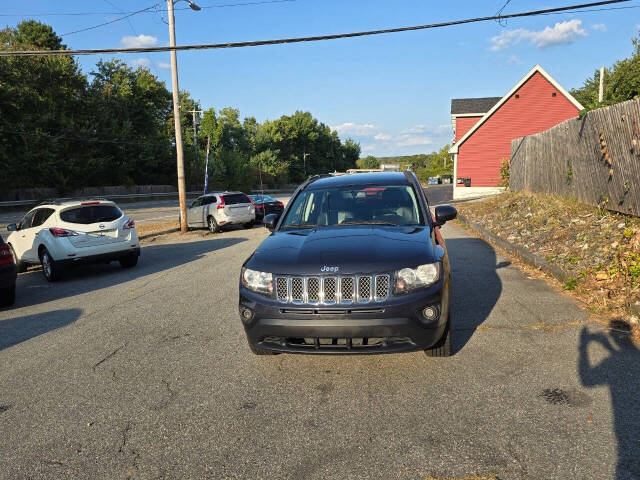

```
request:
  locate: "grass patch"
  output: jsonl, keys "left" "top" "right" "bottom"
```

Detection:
{"left": 137, "top": 221, "right": 179, "bottom": 238}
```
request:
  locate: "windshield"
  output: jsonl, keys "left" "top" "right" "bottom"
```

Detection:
{"left": 281, "top": 185, "right": 422, "bottom": 228}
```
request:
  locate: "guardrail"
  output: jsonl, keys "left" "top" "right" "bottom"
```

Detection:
{"left": 0, "top": 191, "right": 202, "bottom": 209}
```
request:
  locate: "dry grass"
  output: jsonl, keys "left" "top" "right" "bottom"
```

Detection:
{"left": 136, "top": 221, "right": 179, "bottom": 238}
{"left": 457, "top": 191, "right": 640, "bottom": 342}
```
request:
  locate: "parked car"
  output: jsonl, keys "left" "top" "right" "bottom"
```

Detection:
{"left": 238, "top": 171, "right": 457, "bottom": 356}
{"left": 248, "top": 194, "right": 285, "bottom": 224}
{"left": 6, "top": 199, "right": 139, "bottom": 282}
{"left": 184, "top": 192, "right": 255, "bottom": 233}
{"left": 0, "top": 236, "right": 17, "bottom": 306}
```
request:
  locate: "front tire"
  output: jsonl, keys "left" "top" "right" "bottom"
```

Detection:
{"left": 40, "top": 248, "right": 61, "bottom": 282}
{"left": 119, "top": 253, "right": 139, "bottom": 268}
{"left": 0, "top": 285, "right": 15, "bottom": 307}
{"left": 424, "top": 319, "right": 451, "bottom": 357}
{"left": 208, "top": 216, "right": 220, "bottom": 234}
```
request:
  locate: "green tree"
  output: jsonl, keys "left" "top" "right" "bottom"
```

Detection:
{"left": 357, "top": 155, "right": 380, "bottom": 169}
{"left": 572, "top": 33, "right": 640, "bottom": 110}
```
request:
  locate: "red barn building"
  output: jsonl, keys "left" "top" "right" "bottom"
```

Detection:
{"left": 449, "top": 65, "right": 583, "bottom": 199}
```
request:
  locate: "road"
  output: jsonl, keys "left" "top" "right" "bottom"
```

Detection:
{"left": 0, "top": 186, "right": 451, "bottom": 239}
{"left": 1, "top": 221, "right": 637, "bottom": 479}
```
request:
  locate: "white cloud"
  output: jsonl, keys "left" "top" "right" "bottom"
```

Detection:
{"left": 490, "top": 20, "right": 586, "bottom": 51}
{"left": 507, "top": 54, "right": 522, "bottom": 64}
{"left": 396, "top": 135, "right": 433, "bottom": 147}
{"left": 362, "top": 144, "right": 376, "bottom": 152}
{"left": 374, "top": 133, "right": 391, "bottom": 141}
{"left": 121, "top": 34, "right": 158, "bottom": 48}
{"left": 331, "top": 122, "right": 376, "bottom": 136}
{"left": 592, "top": 23, "right": 607, "bottom": 32}
{"left": 130, "top": 58, "right": 152, "bottom": 68}
{"left": 157, "top": 61, "right": 171, "bottom": 70}
{"left": 402, "top": 124, "right": 450, "bottom": 135}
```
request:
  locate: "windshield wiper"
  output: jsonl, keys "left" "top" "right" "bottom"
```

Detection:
{"left": 281, "top": 223, "right": 321, "bottom": 230}
{"left": 338, "top": 220, "right": 399, "bottom": 226}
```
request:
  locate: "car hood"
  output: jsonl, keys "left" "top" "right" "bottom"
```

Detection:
{"left": 246, "top": 225, "right": 436, "bottom": 275}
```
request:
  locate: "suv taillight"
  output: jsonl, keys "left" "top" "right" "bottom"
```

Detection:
{"left": 49, "top": 227, "right": 78, "bottom": 237}
{"left": 123, "top": 219, "right": 135, "bottom": 229}
{"left": 217, "top": 197, "right": 226, "bottom": 210}
{"left": 0, "top": 245, "right": 13, "bottom": 266}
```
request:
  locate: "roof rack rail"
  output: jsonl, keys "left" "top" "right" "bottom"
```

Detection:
{"left": 36, "top": 196, "right": 110, "bottom": 206}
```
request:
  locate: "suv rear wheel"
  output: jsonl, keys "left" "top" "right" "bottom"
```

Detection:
{"left": 424, "top": 319, "right": 451, "bottom": 357}
{"left": 208, "top": 216, "right": 220, "bottom": 234}
{"left": 119, "top": 253, "right": 138, "bottom": 268}
{"left": 40, "top": 248, "right": 61, "bottom": 282}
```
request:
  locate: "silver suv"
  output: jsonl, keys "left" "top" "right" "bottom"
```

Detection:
{"left": 184, "top": 192, "right": 255, "bottom": 233}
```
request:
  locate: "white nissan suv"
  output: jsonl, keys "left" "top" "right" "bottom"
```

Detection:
{"left": 6, "top": 199, "right": 139, "bottom": 281}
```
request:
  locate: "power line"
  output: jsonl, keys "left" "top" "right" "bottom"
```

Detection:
{"left": 0, "top": 0, "right": 294, "bottom": 17}
{"left": 0, "top": 0, "right": 630, "bottom": 57}
{"left": 60, "top": 4, "right": 160, "bottom": 36}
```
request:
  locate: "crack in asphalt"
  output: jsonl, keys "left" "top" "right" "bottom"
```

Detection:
{"left": 152, "top": 379, "right": 178, "bottom": 411}
{"left": 93, "top": 343, "right": 126, "bottom": 370}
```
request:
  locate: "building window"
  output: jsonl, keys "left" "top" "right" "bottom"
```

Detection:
{"left": 552, "top": 92, "right": 557, "bottom": 97}
{"left": 515, "top": 94, "right": 520, "bottom": 99}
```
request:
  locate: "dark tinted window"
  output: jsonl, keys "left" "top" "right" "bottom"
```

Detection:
{"left": 223, "top": 194, "right": 250, "bottom": 205}
{"left": 32, "top": 208, "right": 55, "bottom": 227}
{"left": 60, "top": 205, "right": 122, "bottom": 224}
{"left": 282, "top": 185, "right": 422, "bottom": 228}
{"left": 20, "top": 210, "right": 36, "bottom": 229}
{"left": 203, "top": 196, "right": 217, "bottom": 205}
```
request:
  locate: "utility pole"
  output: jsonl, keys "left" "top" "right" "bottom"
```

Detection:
{"left": 167, "top": 0, "right": 200, "bottom": 233}
{"left": 303, "top": 152, "right": 310, "bottom": 177}
{"left": 598, "top": 66, "right": 605, "bottom": 103}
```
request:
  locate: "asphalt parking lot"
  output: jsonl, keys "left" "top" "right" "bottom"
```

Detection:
{"left": 1, "top": 221, "right": 638, "bottom": 479}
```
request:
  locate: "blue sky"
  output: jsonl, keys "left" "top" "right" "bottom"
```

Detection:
{"left": 4, "top": 0, "right": 640, "bottom": 156}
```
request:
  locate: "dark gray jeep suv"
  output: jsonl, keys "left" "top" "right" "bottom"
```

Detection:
{"left": 238, "top": 171, "right": 457, "bottom": 356}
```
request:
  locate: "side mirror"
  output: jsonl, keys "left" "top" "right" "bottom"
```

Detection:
{"left": 263, "top": 213, "right": 280, "bottom": 232}
{"left": 7, "top": 223, "right": 18, "bottom": 232}
{"left": 434, "top": 205, "right": 457, "bottom": 226}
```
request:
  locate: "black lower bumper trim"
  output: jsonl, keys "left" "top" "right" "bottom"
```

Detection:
{"left": 58, "top": 247, "right": 140, "bottom": 268}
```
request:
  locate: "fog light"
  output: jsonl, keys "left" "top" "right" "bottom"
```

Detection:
{"left": 241, "top": 307, "right": 254, "bottom": 323}
{"left": 422, "top": 306, "right": 439, "bottom": 321}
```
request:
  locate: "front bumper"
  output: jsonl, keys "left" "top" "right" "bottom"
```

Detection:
{"left": 239, "top": 282, "right": 448, "bottom": 354}
{"left": 0, "top": 263, "right": 17, "bottom": 289}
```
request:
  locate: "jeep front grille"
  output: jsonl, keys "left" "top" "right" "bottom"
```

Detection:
{"left": 274, "top": 274, "right": 390, "bottom": 304}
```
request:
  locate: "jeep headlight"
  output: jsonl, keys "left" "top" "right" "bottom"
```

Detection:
{"left": 394, "top": 263, "right": 440, "bottom": 294}
{"left": 241, "top": 267, "right": 273, "bottom": 295}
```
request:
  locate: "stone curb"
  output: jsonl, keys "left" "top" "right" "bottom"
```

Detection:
{"left": 456, "top": 213, "right": 570, "bottom": 283}
{"left": 138, "top": 228, "right": 180, "bottom": 241}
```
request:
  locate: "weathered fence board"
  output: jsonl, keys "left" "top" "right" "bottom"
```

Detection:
{"left": 510, "top": 99, "right": 640, "bottom": 217}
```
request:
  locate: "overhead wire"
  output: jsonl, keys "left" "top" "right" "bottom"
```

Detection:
{"left": 0, "top": 0, "right": 630, "bottom": 57}
{"left": 60, "top": 5, "right": 160, "bottom": 36}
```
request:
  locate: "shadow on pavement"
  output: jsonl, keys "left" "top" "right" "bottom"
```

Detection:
{"left": 446, "top": 237, "right": 505, "bottom": 354}
{"left": 10, "top": 236, "right": 248, "bottom": 309}
{"left": 0, "top": 308, "right": 82, "bottom": 351}
{"left": 579, "top": 325, "right": 640, "bottom": 479}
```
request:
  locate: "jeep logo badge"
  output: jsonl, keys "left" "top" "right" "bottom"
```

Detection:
{"left": 321, "top": 266, "right": 339, "bottom": 273}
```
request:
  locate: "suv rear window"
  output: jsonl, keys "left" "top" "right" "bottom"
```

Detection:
{"left": 60, "top": 205, "right": 122, "bottom": 224}
{"left": 223, "top": 194, "right": 250, "bottom": 205}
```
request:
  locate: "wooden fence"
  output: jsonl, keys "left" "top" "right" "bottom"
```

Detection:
{"left": 510, "top": 99, "right": 640, "bottom": 217}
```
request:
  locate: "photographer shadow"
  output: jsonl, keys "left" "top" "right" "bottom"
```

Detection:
{"left": 579, "top": 325, "right": 640, "bottom": 479}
